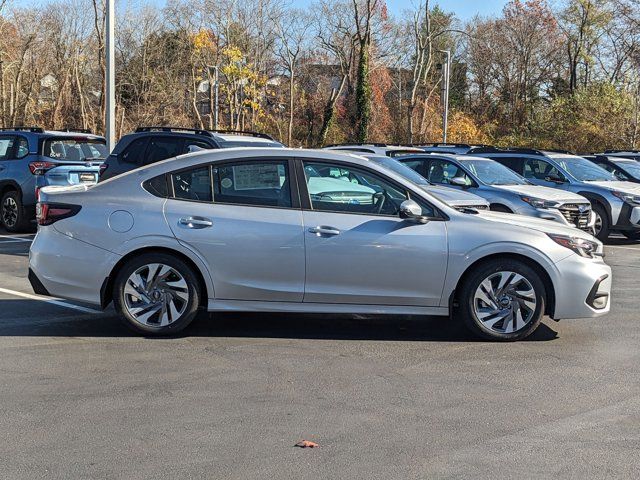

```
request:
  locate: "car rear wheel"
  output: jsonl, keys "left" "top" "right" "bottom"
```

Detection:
{"left": 1, "top": 190, "right": 30, "bottom": 232}
{"left": 592, "top": 203, "right": 610, "bottom": 241}
{"left": 456, "top": 259, "right": 546, "bottom": 341}
{"left": 113, "top": 253, "right": 201, "bottom": 336}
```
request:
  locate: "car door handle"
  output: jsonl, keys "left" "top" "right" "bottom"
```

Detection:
{"left": 308, "top": 226, "right": 340, "bottom": 236}
{"left": 178, "top": 217, "right": 213, "bottom": 229}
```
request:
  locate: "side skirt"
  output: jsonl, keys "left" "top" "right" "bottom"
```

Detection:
{"left": 207, "top": 299, "right": 449, "bottom": 316}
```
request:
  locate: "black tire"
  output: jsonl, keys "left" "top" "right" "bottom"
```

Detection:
{"left": 592, "top": 203, "right": 610, "bottom": 242}
{"left": 490, "top": 204, "right": 512, "bottom": 213}
{"left": 622, "top": 230, "right": 640, "bottom": 241}
{"left": 455, "top": 259, "right": 546, "bottom": 341}
{"left": 113, "top": 252, "right": 201, "bottom": 336}
{"left": 1, "top": 190, "right": 31, "bottom": 232}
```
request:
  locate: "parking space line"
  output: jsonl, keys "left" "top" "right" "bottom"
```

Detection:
{"left": 0, "top": 287, "right": 101, "bottom": 314}
{"left": 0, "top": 235, "right": 33, "bottom": 243}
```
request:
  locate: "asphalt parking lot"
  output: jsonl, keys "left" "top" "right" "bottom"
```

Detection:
{"left": 1, "top": 229, "right": 639, "bottom": 479}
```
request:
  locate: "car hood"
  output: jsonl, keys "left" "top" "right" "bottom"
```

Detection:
{"left": 492, "top": 184, "right": 588, "bottom": 203}
{"left": 419, "top": 184, "right": 489, "bottom": 207}
{"left": 476, "top": 210, "right": 598, "bottom": 240}
{"left": 586, "top": 181, "right": 640, "bottom": 195}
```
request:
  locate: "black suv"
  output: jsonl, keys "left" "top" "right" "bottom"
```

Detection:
{"left": 99, "top": 127, "right": 284, "bottom": 181}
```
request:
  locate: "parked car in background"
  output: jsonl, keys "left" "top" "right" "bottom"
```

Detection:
{"left": 0, "top": 127, "right": 106, "bottom": 232}
{"left": 359, "top": 154, "right": 490, "bottom": 211}
{"left": 30, "top": 148, "right": 611, "bottom": 341}
{"left": 396, "top": 154, "right": 595, "bottom": 233}
{"left": 469, "top": 148, "right": 640, "bottom": 241}
{"left": 323, "top": 143, "right": 424, "bottom": 157}
{"left": 600, "top": 150, "right": 640, "bottom": 162}
{"left": 409, "top": 143, "right": 490, "bottom": 154}
{"left": 583, "top": 155, "right": 640, "bottom": 183}
{"left": 99, "top": 127, "right": 284, "bottom": 181}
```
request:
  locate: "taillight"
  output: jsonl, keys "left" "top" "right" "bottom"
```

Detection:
{"left": 35, "top": 187, "right": 41, "bottom": 202}
{"left": 36, "top": 203, "right": 81, "bottom": 226}
{"left": 99, "top": 163, "right": 108, "bottom": 177}
{"left": 29, "top": 161, "right": 56, "bottom": 175}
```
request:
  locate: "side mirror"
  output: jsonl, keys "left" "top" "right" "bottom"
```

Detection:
{"left": 399, "top": 199, "right": 428, "bottom": 223}
{"left": 450, "top": 177, "right": 468, "bottom": 187}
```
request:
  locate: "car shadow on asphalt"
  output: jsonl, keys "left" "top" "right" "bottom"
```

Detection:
{"left": 0, "top": 300, "right": 559, "bottom": 342}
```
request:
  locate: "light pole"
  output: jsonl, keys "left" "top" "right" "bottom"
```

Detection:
{"left": 213, "top": 66, "right": 219, "bottom": 130}
{"left": 105, "top": 0, "right": 115, "bottom": 152}
{"left": 439, "top": 50, "right": 450, "bottom": 143}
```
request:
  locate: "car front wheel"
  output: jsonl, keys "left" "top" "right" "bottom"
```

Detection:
{"left": 113, "top": 253, "right": 201, "bottom": 336}
{"left": 456, "top": 259, "right": 546, "bottom": 341}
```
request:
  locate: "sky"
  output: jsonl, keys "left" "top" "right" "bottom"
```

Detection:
{"left": 10, "top": 0, "right": 509, "bottom": 20}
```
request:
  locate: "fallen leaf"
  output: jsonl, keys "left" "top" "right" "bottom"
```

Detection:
{"left": 295, "top": 440, "right": 319, "bottom": 448}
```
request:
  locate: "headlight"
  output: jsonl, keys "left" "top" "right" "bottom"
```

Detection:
{"left": 520, "top": 196, "right": 559, "bottom": 209}
{"left": 547, "top": 233, "right": 600, "bottom": 258}
{"left": 611, "top": 191, "right": 640, "bottom": 205}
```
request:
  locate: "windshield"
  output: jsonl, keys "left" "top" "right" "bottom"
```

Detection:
{"left": 43, "top": 138, "right": 107, "bottom": 161}
{"left": 555, "top": 156, "right": 616, "bottom": 181}
{"left": 367, "top": 156, "right": 430, "bottom": 185}
{"left": 462, "top": 159, "right": 528, "bottom": 185}
{"left": 615, "top": 160, "right": 640, "bottom": 178}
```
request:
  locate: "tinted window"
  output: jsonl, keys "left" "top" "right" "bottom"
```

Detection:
{"left": 145, "top": 137, "right": 184, "bottom": 165}
{"left": 427, "top": 160, "right": 473, "bottom": 186}
{"left": 400, "top": 159, "right": 428, "bottom": 176}
{"left": 144, "top": 174, "right": 169, "bottom": 198}
{"left": 303, "top": 161, "right": 413, "bottom": 216}
{"left": 172, "top": 166, "right": 212, "bottom": 202}
{"left": 213, "top": 161, "right": 291, "bottom": 208}
{"left": 43, "top": 138, "right": 107, "bottom": 161}
{"left": 491, "top": 156, "right": 525, "bottom": 175}
{"left": 0, "top": 136, "right": 15, "bottom": 160}
{"left": 121, "top": 138, "right": 149, "bottom": 165}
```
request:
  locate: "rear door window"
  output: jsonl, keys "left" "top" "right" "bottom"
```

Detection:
{"left": 522, "top": 159, "right": 562, "bottom": 181}
{"left": 171, "top": 166, "right": 213, "bottom": 202}
{"left": 212, "top": 160, "right": 291, "bottom": 208}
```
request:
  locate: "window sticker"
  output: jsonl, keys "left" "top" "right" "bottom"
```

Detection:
{"left": 232, "top": 164, "right": 281, "bottom": 190}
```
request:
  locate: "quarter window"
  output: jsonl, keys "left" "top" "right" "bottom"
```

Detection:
{"left": 14, "top": 137, "right": 29, "bottom": 158}
{"left": 0, "top": 136, "right": 16, "bottom": 161}
{"left": 212, "top": 161, "right": 291, "bottom": 208}
{"left": 172, "top": 166, "right": 212, "bottom": 202}
{"left": 302, "top": 161, "right": 410, "bottom": 216}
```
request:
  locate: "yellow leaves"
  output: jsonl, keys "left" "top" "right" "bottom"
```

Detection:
{"left": 192, "top": 29, "right": 216, "bottom": 54}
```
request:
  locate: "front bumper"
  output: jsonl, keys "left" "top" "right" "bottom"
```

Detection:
{"left": 551, "top": 254, "right": 612, "bottom": 319}
{"left": 613, "top": 204, "right": 640, "bottom": 231}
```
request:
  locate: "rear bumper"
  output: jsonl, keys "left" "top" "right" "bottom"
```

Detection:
{"left": 551, "top": 255, "right": 612, "bottom": 319}
{"left": 29, "top": 227, "right": 118, "bottom": 306}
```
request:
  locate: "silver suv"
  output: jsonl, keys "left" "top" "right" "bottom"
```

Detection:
{"left": 397, "top": 154, "right": 595, "bottom": 232}
{"left": 469, "top": 148, "right": 640, "bottom": 241}
{"left": 30, "top": 148, "right": 611, "bottom": 341}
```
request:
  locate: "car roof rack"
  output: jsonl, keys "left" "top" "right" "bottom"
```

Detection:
{"left": 417, "top": 142, "right": 492, "bottom": 148}
{"left": 135, "top": 126, "right": 215, "bottom": 137}
{"left": 60, "top": 128, "right": 93, "bottom": 134}
{"left": 605, "top": 149, "right": 640, "bottom": 154}
{"left": 466, "top": 146, "right": 546, "bottom": 156}
{"left": 324, "top": 142, "right": 389, "bottom": 148}
{"left": 543, "top": 149, "right": 574, "bottom": 155}
{"left": 0, "top": 126, "right": 44, "bottom": 133}
{"left": 209, "top": 129, "right": 275, "bottom": 141}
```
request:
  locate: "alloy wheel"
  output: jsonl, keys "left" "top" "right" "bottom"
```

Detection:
{"left": 473, "top": 271, "right": 537, "bottom": 334}
{"left": 123, "top": 263, "right": 190, "bottom": 327}
{"left": 2, "top": 196, "right": 18, "bottom": 228}
{"left": 593, "top": 211, "right": 603, "bottom": 236}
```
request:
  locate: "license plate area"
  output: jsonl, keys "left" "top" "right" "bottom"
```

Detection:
{"left": 78, "top": 172, "right": 97, "bottom": 183}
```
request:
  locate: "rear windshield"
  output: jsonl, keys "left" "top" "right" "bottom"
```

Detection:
{"left": 43, "top": 138, "right": 108, "bottom": 161}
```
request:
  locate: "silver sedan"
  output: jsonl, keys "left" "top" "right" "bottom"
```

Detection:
{"left": 29, "top": 148, "right": 612, "bottom": 341}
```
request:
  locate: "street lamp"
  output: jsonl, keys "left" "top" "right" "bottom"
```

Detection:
{"left": 438, "top": 50, "right": 450, "bottom": 143}
{"left": 106, "top": 0, "right": 115, "bottom": 152}
{"left": 207, "top": 65, "right": 219, "bottom": 130}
